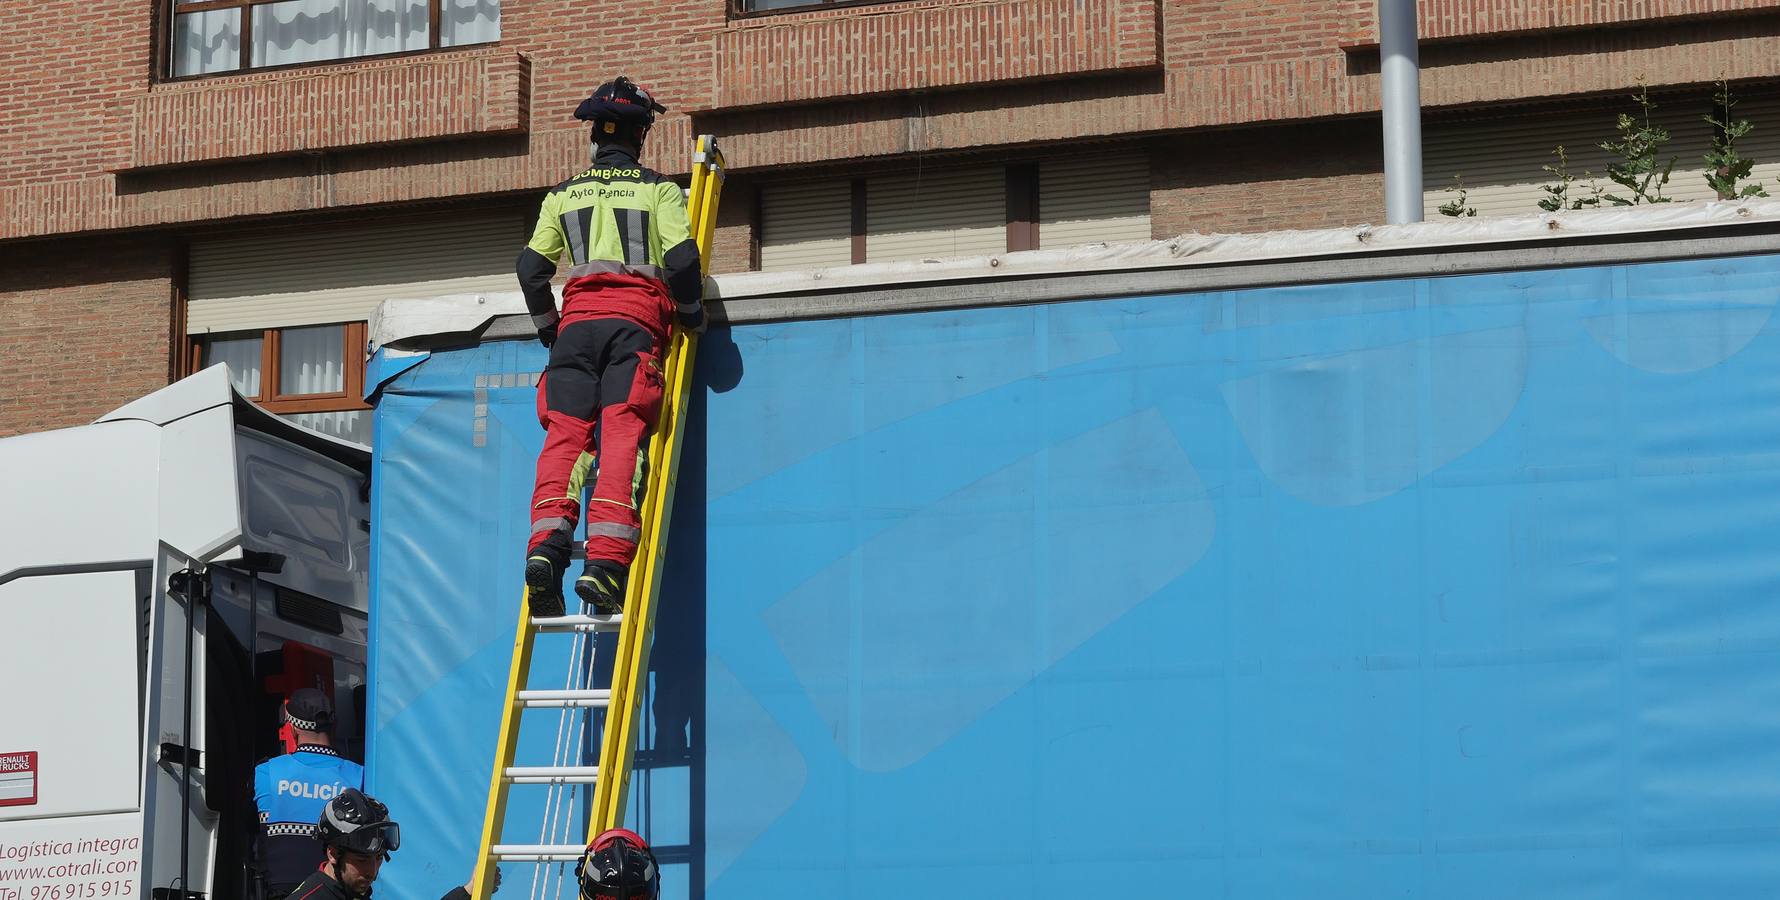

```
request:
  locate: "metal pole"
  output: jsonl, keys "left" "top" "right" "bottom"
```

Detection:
{"left": 1380, "top": 0, "right": 1424, "bottom": 224}
{"left": 177, "top": 570, "right": 203, "bottom": 900}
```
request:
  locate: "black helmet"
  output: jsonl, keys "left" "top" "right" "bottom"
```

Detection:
{"left": 285, "top": 688, "right": 335, "bottom": 732}
{"left": 574, "top": 828, "right": 658, "bottom": 900}
{"left": 573, "top": 77, "right": 667, "bottom": 143}
{"left": 316, "top": 788, "right": 401, "bottom": 858}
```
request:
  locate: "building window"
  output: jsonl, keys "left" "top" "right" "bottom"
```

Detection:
{"left": 733, "top": 0, "right": 851, "bottom": 13}
{"left": 758, "top": 180, "right": 854, "bottom": 271}
{"left": 167, "top": 0, "right": 499, "bottom": 79}
{"left": 1422, "top": 91, "right": 1780, "bottom": 218}
{"left": 196, "top": 322, "right": 372, "bottom": 445}
{"left": 865, "top": 166, "right": 1008, "bottom": 263}
{"left": 1037, "top": 154, "right": 1152, "bottom": 248}
{"left": 755, "top": 153, "right": 1152, "bottom": 271}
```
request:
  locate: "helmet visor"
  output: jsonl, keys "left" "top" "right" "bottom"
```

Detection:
{"left": 341, "top": 822, "right": 401, "bottom": 857}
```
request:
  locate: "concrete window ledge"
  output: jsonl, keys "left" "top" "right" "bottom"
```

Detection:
{"left": 118, "top": 49, "right": 530, "bottom": 171}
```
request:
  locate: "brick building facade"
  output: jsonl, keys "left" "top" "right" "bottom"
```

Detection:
{"left": 3, "top": 0, "right": 1778, "bottom": 436}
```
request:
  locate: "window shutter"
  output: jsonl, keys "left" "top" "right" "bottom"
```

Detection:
{"left": 1039, "top": 151, "right": 1151, "bottom": 248}
{"left": 864, "top": 167, "right": 1006, "bottom": 263}
{"left": 187, "top": 213, "right": 523, "bottom": 334}
{"left": 1423, "top": 93, "right": 1780, "bottom": 218}
{"left": 759, "top": 180, "right": 854, "bottom": 272}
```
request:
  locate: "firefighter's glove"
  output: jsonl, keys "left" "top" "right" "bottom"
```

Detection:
{"left": 677, "top": 307, "right": 708, "bottom": 336}
{"left": 538, "top": 324, "right": 558, "bottom": 349}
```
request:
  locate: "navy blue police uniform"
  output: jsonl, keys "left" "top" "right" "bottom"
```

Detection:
{"left": 255, "top": 690, "right": 363, "bottom": 898}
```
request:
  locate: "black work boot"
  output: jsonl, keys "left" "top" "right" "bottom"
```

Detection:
{"left": 524, "top": 533, "right": 572, "bottom": 618}
{"left": 574, "top": 560, "right": 628, "bottom": 616}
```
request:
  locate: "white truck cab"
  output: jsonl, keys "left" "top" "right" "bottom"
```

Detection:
{"left": 0, "top": 365, "right": 371, "bottom": 900}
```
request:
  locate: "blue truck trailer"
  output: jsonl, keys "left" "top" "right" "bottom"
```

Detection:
{"left": 363, "top": 205, "right": 1780, "bottom": 900}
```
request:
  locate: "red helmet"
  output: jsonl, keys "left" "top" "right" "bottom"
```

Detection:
{"left": 574, "top": 828, "right": 659, "bottom": 900}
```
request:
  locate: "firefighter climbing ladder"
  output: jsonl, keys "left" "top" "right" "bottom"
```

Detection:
{"left": 467, "top": 134, "right": 726, "bottom": 900}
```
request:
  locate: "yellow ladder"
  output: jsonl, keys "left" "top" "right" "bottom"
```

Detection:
{"left": 468, "top": 134, "right": 726, "bottom": 899}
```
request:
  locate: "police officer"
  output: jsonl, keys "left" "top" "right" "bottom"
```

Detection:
{"left": 574, "top": 829, "right": 659, "bottom": 900}
{"left": 288, "top": 788, "right": 398, "bottom": 900}
{"left": 518, "top": 75, "right": 706, "bottom": 619}
{"left": 255, "top": 688, "right": 365, "bottom": 899}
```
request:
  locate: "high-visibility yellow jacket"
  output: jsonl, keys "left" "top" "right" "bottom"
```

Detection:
{"left": 517, "top": 144, "right": 704, "bottom": 343}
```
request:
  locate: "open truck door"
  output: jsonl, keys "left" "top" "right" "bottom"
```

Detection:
{"left": 0, "top": 366, "right": 370, "bottom": 900}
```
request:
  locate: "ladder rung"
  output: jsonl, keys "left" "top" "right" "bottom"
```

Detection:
{"left": 489, "top": 844, "right": 584, "bottom": 862}
{"left": 515, "top": 689, "right": 612, "bottom": 708}
{"left": 503, "top": 765, "right": 600, "bottom": 784}
{"left": 531, "top": 613, "right": 622, "bottom": 633}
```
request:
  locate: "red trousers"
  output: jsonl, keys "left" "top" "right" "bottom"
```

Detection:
{"left": 529, "top": 317, "right": 664, "bottom": 566}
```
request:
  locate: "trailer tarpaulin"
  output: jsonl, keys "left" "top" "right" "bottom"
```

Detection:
{"left": 368, "top": 252, "right": 1780, "bottom": 899}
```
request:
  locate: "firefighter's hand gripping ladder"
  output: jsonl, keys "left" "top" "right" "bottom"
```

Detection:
{"left": 467, "top": 135, "right": 725, "bottom": 900}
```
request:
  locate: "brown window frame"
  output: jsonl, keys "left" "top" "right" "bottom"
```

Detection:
{"left": 849, "top": 178, "right": 868, "bottom": 265}
{"left": 190, "top": 322, "right": 371, "bottom": 416}
{"left": 161, "top": 0, "right": 494, "bottom": 82}
{"left": 1005, "top": 164, "right": 1039, "bottom": 253}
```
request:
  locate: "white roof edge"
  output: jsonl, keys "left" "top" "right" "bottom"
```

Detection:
{"left": 97, "top": 362, "right": 237, "bottom": 426}
{"left": 370, "top": 199, "right": 1780, "bottom": 350}
{"left": 717, "top": 199, "right": 1780, "bottom": 297}
{"left": 98, "top": 364, "right": 371, "bottom": 470}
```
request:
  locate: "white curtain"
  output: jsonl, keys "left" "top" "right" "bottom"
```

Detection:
{"left": 286, "top": 411, "right": 371, "bottom": 445}
{"left": 204, "top": 335, "right": 263, "bottom": 396}
{"left": 278, "top": 324, "right": 368, "bottom": 444}
{"left": 440, "top": 0, "right": 500, "bottom": 47}
{"left": 173, "top": 9, "right": 241, "bottom": 76}
{"left": 279, "top": 325, "right": 346, "bottom": 394}
{"left": 252, "top": 0, "right": 428, "bottom": 68}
